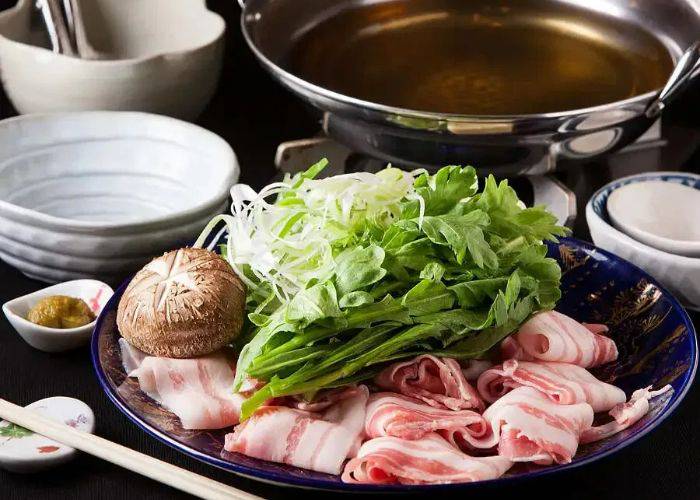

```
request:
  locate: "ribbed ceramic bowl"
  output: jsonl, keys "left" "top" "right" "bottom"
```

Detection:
{"left": 0, "top": 112, "right": 238, "bottom": 283}
{"left": 586, "top": 171, "right": 700, "bottom": 311}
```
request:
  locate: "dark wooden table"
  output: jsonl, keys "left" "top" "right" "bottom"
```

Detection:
{"left": 1, "top": 1, "right": 699, "bottom": 498}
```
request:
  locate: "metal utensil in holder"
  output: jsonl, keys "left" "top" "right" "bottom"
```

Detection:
{"left": 36, "top": 0, "right": 77, "bottom": 56}
{"left": 36, "top": 0, "right": 99, "bottom": 58}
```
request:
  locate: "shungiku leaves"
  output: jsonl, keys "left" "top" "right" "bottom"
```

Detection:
{"left": 194, "top": 162, "right": 569, "bottom": 419}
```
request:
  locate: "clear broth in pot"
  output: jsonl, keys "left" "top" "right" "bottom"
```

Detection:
{"left": 284, "top": 0, "right": 674, "bottom": 115}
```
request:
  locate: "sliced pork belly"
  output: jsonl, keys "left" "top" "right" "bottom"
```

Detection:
{"left": 502, "top": 311, "right": 618, "bottom": 368}
{"left": 461, "top": 359, "right": 493, "bottom": 381}
{"left": 477, "top": 360, "right": 626, "bottom": 412}
{"left": 224, "top": 386, "right": 369, "bottom": 475}
{"left": 581, "top": 385, "right": 673, "bottom": 444}
{"left": 342, "top": 434, "right": 512, "bottom": 485}
{"left": 119, "top": 337, "right": 147, "bottom": 374}
{"left": 480, "top": 386, "right": 594, "bottom": 464}
{"left": 119, "top": 338, "right": 245, "bottom": 430}
{"left": 365, "top": 393, "right": 490, "bottom": 448}
{"left": 501, "top": 337, "right": 530, "bottom": 361}
{"left": 375, "top": 355, "right": 485, "bottom": 412}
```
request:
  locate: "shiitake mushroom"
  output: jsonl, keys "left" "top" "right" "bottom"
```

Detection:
{"left": 117, "top": 248, "right": 246, "bottom": 358}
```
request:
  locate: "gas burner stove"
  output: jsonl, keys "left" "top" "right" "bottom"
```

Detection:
{"left": 273, "top": 121, "right": 665, "bottom": 229}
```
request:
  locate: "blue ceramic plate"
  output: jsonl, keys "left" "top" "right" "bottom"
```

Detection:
{"left": 91, "top": 237, "right": 697, "bottom": 491}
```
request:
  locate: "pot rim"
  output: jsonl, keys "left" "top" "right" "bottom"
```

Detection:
{"left": 240, "top": 10, "right": 671, "bottom": 124}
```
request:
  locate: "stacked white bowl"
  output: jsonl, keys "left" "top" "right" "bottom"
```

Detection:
{"left": 587, "top": 172, "right": 700, "bottom": 311}
{"left": 0, "top": 112, "right": 239, "bottom": 283}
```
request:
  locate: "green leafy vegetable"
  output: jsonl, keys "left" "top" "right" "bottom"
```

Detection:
{"left": 195, "top": 162, "right": 568, "bottom": 419}
{"left": 420, "top": 211, "right": 496, "bottom": 268}
{"left": 334, "top": 245, "right": 387, "bottom": 295}
{"left": 402, "top": 165, "right": 478, "bottom": 218}
{"left": 285, "top": 281, "right": 342, "bottom": 325}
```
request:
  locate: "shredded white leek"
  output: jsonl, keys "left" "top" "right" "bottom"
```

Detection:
{"left": 194, "top": 166, "right": 421, "bottom": 301}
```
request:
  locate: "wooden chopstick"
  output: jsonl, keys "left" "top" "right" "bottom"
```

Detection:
{"left": 0, "top": 399, "right": 263, "bottom": 500}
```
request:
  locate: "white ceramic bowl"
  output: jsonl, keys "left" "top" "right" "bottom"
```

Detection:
{"left": 586, "top": 172, "right": 700, "bottom": 311}
{"left": 606, "top": 180, "right": 700, "bottom": 257}
{"left": 2, "top": 280, "right": 114, "bottom": 352}
{"left": 0, "top": 0, "right": 225, "bottom": 120}
{"left": 0, "top": 112, "right": 239, "bottom": 283}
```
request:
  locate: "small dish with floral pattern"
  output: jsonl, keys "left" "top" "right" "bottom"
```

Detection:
{"left": 0, "top": 397, "right": 94, "bottom": 473}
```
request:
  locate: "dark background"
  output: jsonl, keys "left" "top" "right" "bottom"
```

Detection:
{"left": 0, "top": 1, "right": 699, "bottom": 498}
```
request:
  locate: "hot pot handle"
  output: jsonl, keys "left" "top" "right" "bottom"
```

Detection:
{"left": 646, "top": 41, "right": 700, "bottom": 118}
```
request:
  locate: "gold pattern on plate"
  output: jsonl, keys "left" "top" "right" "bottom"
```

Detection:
{"left": 626, "top": 325, "right": 688, "bottom": 377}
{"left": 559, "top": 245, "right": 591, "bottom": 274}
{"left": 607, "top": 279, "right": 662, "bottom": 326}
{"left": 587, "top": 276, "right": 677, "bottom": 384}
{"left": 637, "top": 309, "right": 672, "bottom": 335}
{"left": 656, "top": 360, "right": 691, "bottom": 387}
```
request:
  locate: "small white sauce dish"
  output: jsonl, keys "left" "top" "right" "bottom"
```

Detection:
{"left": 587, "top": 172, "right": 700, "bottom": 311}
{"left": 607, "top": 180, "right": 700, "bottom": 257}
{"left": 2, "top": 280, "right": 114, "bottom": 352}
{"left": 0, "top": 397, "right": 94, "bottom": 473}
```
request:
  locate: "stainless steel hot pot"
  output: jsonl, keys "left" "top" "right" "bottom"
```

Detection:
{"left": 238, "top": 0, "right": 700, "bottom": 176}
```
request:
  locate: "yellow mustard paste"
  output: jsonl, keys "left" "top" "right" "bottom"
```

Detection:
{"left": 27, "top": 295, "right": 95, "bottom": 329}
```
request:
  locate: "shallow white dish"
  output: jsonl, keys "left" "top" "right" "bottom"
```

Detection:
{"left": 607, "top": 181, "right": 700, "bottom": 257}
{"left": 587, "top": 171, "right": 700, "bottom": 311}
{"left": 0, "top": 0, "right": 225, "bottom": 120}
{"left": 3, "top": 279, "right": 113, "bottom": 352}
{"left": 0, "top": 397, "right": 94, "bottom": 473}
{"left": 0, "top": 112, "right": 238, "bottom": 282}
